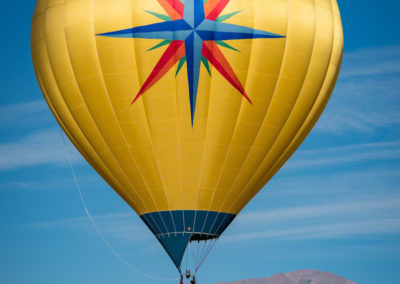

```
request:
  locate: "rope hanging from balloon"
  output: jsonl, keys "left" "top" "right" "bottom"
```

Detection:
{"left": 59, "top": 129, "right": 179, "bottom": 282}
{"left": 180, "top": 235, "right": 219, "bottom": 278}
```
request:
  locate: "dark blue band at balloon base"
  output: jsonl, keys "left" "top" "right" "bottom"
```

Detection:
{"left": 140, "top": 210, "right": 235, "bottom": 269}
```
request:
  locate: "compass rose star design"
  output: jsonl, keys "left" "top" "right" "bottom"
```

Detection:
{"left": 98, "top": 0, "right": 284, "bottom": 124}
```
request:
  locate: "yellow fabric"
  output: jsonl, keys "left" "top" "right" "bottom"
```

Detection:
{"left": 31, "top": 0, "right": 343, "bottom": 215}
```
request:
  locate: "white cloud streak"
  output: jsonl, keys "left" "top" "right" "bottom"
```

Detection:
{"left": 225, "top": 218, "right": 400, "bottom": 242}
{"left": 315, "top": 44, "right": 400, "bottom": 134}
{"left": 0, "top": 100, "right": 52, "bottom": 128}
{"left": 0, "top": 174, "right": 100, "bottom": 191}
{"left": 287, "top": 140, "right": 400, "bottom": 170}
{"left": 237, "top": 197, "right": 400, "bottom": 225}
{"left": 0, "top": 128, "right": 83, "bottom": 171}
{"left": 30, "top": 212, "right": 153, "bottom": 244}
{"left": 340, "top": 44, "right": 400, "bottom": 78}
{"left": 224, "top": 196, "right": 400, "bottom": 242}
{"left": 262, "top": 166, "right": 400, "bottom": 201}
{"left": 0, "top": 181, "right": 43, "bottom": 191}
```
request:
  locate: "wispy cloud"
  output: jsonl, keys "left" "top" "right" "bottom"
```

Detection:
{"left": 287, "top": 140, "right": 400, "bottom": 170}
{"left": 0, "top": 100, "right": 52, "bottom": 129}
{"left": 0, "top": 174, "right": 100, "bottom": 191}
{"left": 263, "top": 166, "right": 400, "bottom": 201}
{"left": 0, "top": 181, "right": 43, "bottom": 191}
{"left": 30, "top": 212, "right": 153, "bottom": 244}
{"left": 340, "top": 44, "right": 400, "bottom": 78}
{"left": 315, "top": 44, "right": 400, "bottom": 134}
{"left": 0, "top": 128, "right": 83, "bottom": 171}
{"left": 225, "top": 218, "right": 400, "bottom": 242}
{"left": 224, "top": 196, "right": 400, "bottom": 242}
{"left": 237, "top": 197, "right": 400, "bottom": 225}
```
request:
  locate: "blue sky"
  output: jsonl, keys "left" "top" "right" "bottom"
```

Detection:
{"left": 1, "top": 1, "right": 400, "bottom": 283}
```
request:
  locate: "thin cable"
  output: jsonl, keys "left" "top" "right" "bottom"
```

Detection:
{"left": 196, "top": 238, "right": 217, "bottom": 273}
{"left": 60, "top": 130, "right": 179, "bottom": 282}
{"left": 194, "top": 240, "right": 204, "bottom": 269}
{"left": 196, "top": 239, "right": 211, "bottom": 271}
{"left": 194, "top": 241, "right": 201, "bottom": 268}
{"left": 191, "top": 242, "right": 197, "bottom": 268}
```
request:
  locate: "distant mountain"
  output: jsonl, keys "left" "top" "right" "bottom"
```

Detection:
{"left": 217, "top": 270, "right": 357, "bottom": 284}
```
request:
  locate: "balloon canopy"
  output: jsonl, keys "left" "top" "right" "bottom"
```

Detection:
{"left": 31, "top": 0, "right": 343, "bottom": 274}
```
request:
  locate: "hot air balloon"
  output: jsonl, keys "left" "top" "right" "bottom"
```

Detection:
{"left": 31, "top": 0, "right": 343, "bottom": 280}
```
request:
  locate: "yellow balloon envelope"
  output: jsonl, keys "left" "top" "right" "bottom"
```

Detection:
{"left": 31, "top": 0, "right": 343, "bottom": 273}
